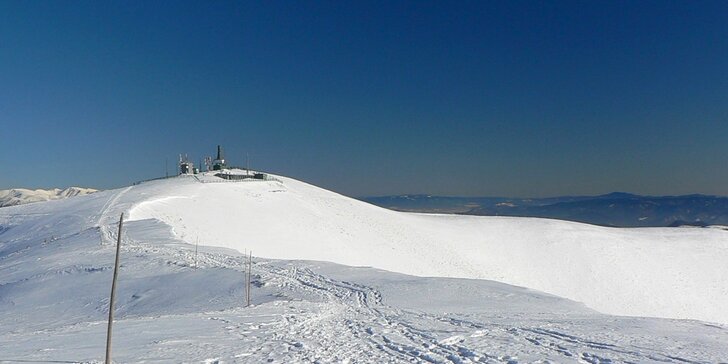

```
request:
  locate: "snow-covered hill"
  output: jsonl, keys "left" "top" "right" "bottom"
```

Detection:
{"left": 0, "top": 186, "right": 97, "bottom": 207}
{"left": 1, "top": 171, "right": 727, "bottom": 363}
{"left": 129, "top": 172, "right": 728, "bottom": 324}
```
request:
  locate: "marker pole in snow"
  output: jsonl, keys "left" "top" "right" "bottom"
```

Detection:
{"left": 105, "top": 213, "right": 124, "bottom": 364}
{"left": 194, "top": 237, "right": 198, "bottom": 269}
{"left": 247, "top": 252, "right": 252, "bottom": 307}
{"left": 243, "top": 252, "right": 251, "bottom": 307}
{"left": 244, "top": 253, "right": 248, "bottom": 307}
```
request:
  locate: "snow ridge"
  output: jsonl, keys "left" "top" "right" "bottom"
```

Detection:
{"left": 0, "top": 186, "right": 98, "bottom": 207}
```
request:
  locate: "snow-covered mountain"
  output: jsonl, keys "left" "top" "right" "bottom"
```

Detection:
{"left": 1, "top": 171, "right": 727, "bottom": 363}
{"left": 0, "top": 186, "right": 98, "bottom": 207}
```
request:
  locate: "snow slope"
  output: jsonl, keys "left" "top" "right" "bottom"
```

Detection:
{"left": 129, "top": 172, "right": 728, "bottom": 324}
{"left": 0, "top": 186, "right": 98, "bottom": 207}
{"left": 2, "top": 172, "right": 728, "bottom": 363}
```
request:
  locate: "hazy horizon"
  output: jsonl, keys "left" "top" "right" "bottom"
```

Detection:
{"left": 5, "top": 178, "right": 728, "bottom": 201}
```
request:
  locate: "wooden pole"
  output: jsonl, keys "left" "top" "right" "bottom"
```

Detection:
{"left": 105, "top": 213, "right": 124, "bottom": 364}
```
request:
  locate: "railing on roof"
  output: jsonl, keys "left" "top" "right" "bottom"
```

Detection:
{"left": 192, "top": 173, "right": 283, "bottom": 184}
{"left": 132, "top": 175, "right": 179, "bottom": 186}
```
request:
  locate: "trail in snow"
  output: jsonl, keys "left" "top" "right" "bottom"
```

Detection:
{"left": 96, "top": 185, "right": 133, "bottom": 245}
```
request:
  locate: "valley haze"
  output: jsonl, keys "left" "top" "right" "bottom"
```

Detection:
{"left": 363, "top": 193, "right": 728, "bottom": 228}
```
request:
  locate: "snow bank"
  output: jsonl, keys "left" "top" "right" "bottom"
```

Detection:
{"left": 127, "top": 172, "right": 728, "bottom": 324}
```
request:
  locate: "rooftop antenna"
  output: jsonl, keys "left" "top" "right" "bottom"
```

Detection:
{"left": 165, "top": 158, "right": 169, "bottom": 178}
{"left": 217, "top": 145, "right": 224, "bottom": 161}
{"left": 246, "top": 153, "right": 250, "bottom": 175}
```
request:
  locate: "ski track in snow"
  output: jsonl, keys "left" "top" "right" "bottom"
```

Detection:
{"left": 96, "top": 185, "right": 133, "bottom": 245}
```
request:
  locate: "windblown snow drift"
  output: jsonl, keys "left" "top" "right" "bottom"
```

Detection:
{"left": 127, "top": 172, "right": 728, "bottom": 324}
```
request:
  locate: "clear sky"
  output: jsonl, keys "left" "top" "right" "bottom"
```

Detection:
{"left": 1, "top": 1, "right": 727, "bottom": 197}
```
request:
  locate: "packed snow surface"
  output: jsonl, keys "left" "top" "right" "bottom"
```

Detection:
{"left": 0, "top": 186, "right": 97, "bottom": 207}
{"left": 1, "top": 171, "right": 727, "bottom": 363}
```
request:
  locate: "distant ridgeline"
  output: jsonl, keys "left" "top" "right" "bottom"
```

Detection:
{"left": 0, "top": 187, "right": 98, "bottom": 208}
{"left": 361, "top": 192, "right": 728, "bottom": 228}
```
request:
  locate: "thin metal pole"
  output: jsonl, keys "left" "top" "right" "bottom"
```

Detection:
{"left": 105, "top": 213, "right": 124, "bottom": 364}
{"left": 243, "top": 250, "right": 247, "bottom": 306}
{"left": 194, "top": 237, "right": 198, "bottom": 269}
{"left": 247, "top": 252, "right": 252, "bottom": 307}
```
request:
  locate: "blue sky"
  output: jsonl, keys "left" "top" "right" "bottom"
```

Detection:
{"left": 1, "top": 1, "right": 727, "bottom": 197}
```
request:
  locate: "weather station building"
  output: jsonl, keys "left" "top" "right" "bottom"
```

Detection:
{"left": 179, "top": 154, "right": 196, "bottom": 175}
{"left": 173, "top": 145, "right": 273, "bottom": 182}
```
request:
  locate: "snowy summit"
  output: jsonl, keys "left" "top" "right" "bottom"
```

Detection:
{"left": 1, "top": 170, "right": 727, "bottom": 363}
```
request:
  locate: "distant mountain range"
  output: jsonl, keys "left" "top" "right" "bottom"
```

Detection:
{"left": 0, "top": 187, "right": 98, "bottom": 208}
{"left": 361, "top": 192, "right": 728, "bottom": 227}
